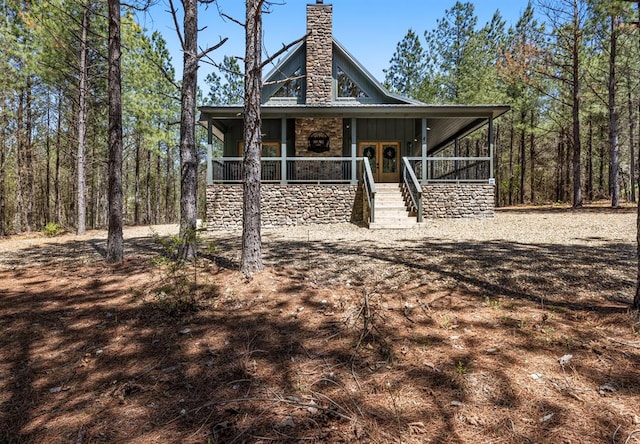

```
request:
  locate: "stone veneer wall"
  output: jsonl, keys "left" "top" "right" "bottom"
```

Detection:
{"left": 295, "top": 117, "right": 343, "bottom": 157}
{"left": 206, "top": 184, "right": 362, "bottom": 230}
{"left": 305, "top": 3, "right": 333, "bottom": 104}
{"left": 423, "top": 184, "right": 495, "bottom": 218}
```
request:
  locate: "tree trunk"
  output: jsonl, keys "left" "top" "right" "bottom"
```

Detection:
{"left": 146, "top": 145, "right": 152, "bottom": 224}
{"left": 634, "top": 0, "right": 640, "bottom": 311}
{"left": 46, "top": 96, "right": 51, "bottom": 222}
{"left": 134, "top": 130, "right": 141, "bottom": 225}
{"left": 77, "top": 0, "right": 90, "bottom": 235}
{"left": 556, "top": 133, "right": 563, "bottom": 202}
{"left": 508, "top": 116, "right": 514, "bottom": 206}
{"left": 15, "top": 89, "right": 25, "bottom": 232}
{"left": 599, "top": 123, "right": 605, "bottom": 196}
{"left": 0, "top": 97, "right": 6, "bottom": 236}
{"left": 587, "top": 115, "right": 593, "bottom": 201}
{"left": 494, "top": 123, "right": 501, "bottom": 207}
{"left": 241, "top": 0, "right": 264, "bottom": 276}
{"left": 55, "top": 91, "right": 62, "bottom": 224}
{"left": 519, "top": 116, "right": 526, "bottom": 204}
{"left": 177, "top": 0, "right": 199, "bottom": 260}
{"left": 106, "top": 0, "right": 124, "bottom": 263}
{"left": 165, "top": 144, "right": 172, "bottom": 223}
{"left": 609, "top": 13, "right": 619, "bottom": 208}
{"left": 155, "top": 147, "right": 161, "bottom": 224}
{"left": 529, "top": 111, "right": 535, "bottom": 203}
{"left": 628, "top": 80, "right": 636, "bottom": 203}
{"left": 25, "top": 80, "right": 34, "bottom": 230}
{"left": 571, "top": 0, "right": 582, "bottom": 208}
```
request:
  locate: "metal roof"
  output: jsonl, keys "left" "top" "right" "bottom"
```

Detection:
{"left": 198, "top": 104, "right": 509, "bottom": 152}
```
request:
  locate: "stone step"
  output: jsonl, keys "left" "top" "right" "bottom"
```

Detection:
{"left": 375, "top": 201, "right": 407, "bottom": 208}
{"left": 375, "top": 208, "right": 408, "bottom": 215}
{"left": 369, "top": 221, "right": 425, "bottom": 230}
{"left": 368, "top": 183, "right": 422, "bottom": 230}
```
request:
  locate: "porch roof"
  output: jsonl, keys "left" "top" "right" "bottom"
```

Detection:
{"left": 198, "top": 104, "right": 510, "bottom": 154}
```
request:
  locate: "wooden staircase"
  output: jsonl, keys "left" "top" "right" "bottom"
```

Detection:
{"left": 368, "top": 183, "right": 423, "bottom": 230}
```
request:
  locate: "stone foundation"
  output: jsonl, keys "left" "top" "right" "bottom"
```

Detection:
{"left": 206, "top": 184, "right": 362, "bottom": 230}
{"left": 423, "top": 184, "right": 495, "bottom": 218}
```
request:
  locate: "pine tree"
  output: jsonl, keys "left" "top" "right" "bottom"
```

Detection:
{"left": 383, "top": 29, "right": 428, "bottom": 100}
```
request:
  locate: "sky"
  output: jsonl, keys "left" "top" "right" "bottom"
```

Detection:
{"left": 136, "top": 0, "right": 535, "bottom": 89}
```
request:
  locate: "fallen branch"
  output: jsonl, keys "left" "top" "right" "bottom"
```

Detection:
{"left": 607, "top": 337, "right": 640, "bottom": 349}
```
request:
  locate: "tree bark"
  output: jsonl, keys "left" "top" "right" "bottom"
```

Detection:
{"left": 508, "top": 116, "right": 514, "bottom": 206}
{"left": 570, "top": 0, "right": 582, "bottom": 208}
{"left": 134, "top": 130, "right": 141, "bottom": 225}
{"left": 177, "top": 0, "right": 199, "bottom": 260}
{"left": 45, "top": 96, "right": 51, "bottom": 222}
{"left": 0, "top": 97, "right": 6, "bottom": 236}
{"left": 106, "top": 0, "right": 124, "bottom": 263}
{"left": 519, "top": 110, "right": 526, "bottom": 204}
{"left": 530, "top": 111, "right": 535, "bottom": 203}
{"left": 15, "top": 89, "right": 25, "bottom": 232}
{"left": 587, "top": 115, "right": 593, "bottom": 201}
{"left": 628, "top": 80, "right": 636, "bottom": 203}
{"left": 609, "top": 13, "right": 619, "bottom": 208}
{"left": 240, "top": 0, "right": 264, "bottom": 276}
{"left": 55, "top": 91, "right": 62, "bottom": 225}
{"left": 155, "top": 146, "right": 161, "bottom": 224}
{"left": 146, "top": 145, "right": 152, "bottom": 224}
{"left": 77, "top": 0, "right": 90, "bottom": 235}
{"left": 556, "top": 133, "right": 562, "bottom": 202}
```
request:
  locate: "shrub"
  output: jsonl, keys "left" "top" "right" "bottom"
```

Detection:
{"left": 43, "top": 222, "right": 62, "bottom": 237}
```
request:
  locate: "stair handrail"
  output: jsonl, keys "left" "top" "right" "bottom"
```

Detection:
{"left": 362, "top": 158, "right": 376, "bottom": 224}
{"left": 402, "top": 157, "right": 423, "bottom": 223}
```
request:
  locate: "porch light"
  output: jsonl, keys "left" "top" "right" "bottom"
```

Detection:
{"left": 308, "top": 131, "right": 330, "bottom": 153}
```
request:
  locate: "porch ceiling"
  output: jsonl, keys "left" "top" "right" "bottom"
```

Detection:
{"left": 198, "top": 104, "right": 510, "bottom": 153}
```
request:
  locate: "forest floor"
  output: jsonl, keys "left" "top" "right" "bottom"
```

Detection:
{"left": 1, "top": 204, "right": 639, "bottom": 443}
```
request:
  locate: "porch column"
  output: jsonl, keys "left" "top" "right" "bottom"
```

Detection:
{"left": 454, "top": 138, "right": 460, "bottom": 181}
{"left": 488, "top": 116, "right": 495, "bottom": 183}
{"left": 280, "top": 118, "right": 287, "bottom": 184}
{"left": 206, "top": 119, "right": 213, "bottom": 184}
{"left": 351, "top": 118, "right": 357, "bottom": 184}
{"left": 421, "top": 118, "right": 428, "bottom": 185}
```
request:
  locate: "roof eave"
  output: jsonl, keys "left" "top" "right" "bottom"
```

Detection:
{"left": 198, "top": 104, "right": 510, "bottom": 121}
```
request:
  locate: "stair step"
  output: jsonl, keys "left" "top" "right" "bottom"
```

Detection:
{"left": 367, "top": 183, "right": 422, "bottom": 229}
{"left": 369, "top": 222, "right": 424, "bottom": 230}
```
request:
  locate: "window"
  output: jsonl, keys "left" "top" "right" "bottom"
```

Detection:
{"left": 337, "top": 66, "right": 368, "bottom": 98}
{"left": 272, "top": 67, "right": 303, "bottom": 98}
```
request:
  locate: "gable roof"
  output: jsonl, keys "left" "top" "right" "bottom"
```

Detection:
{"left": 262, "top": 37, "right": 422, "bottom": 106}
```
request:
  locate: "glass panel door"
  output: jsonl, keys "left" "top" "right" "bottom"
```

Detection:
{"left": 379, "top": 143, "right": 399, "bottom": 183}
{"left": 359, "top": 142, "right": 400, "bottom": 182}
{"left": 359, "top": 143, "right": 378, "bottom": 178}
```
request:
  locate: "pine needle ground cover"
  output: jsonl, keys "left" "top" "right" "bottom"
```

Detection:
{"left": 0, "top": 205, "right": 638, "bottom": 443}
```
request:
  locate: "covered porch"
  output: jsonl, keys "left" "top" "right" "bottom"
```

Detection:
{"left": 199, "top": 104, "right": 509, "bottom": 228}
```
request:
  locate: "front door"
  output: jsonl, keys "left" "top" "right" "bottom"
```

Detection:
{"left": 359, "top": 142, "right": 400, "bottom": 183}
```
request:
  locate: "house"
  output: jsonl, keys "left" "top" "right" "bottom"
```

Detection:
{"left": 199, "top": 0, "right": 509, "bottom": 230}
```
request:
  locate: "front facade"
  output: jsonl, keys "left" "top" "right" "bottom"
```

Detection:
{"left": 200, "top": 1, "right": 509, "bottom": 230}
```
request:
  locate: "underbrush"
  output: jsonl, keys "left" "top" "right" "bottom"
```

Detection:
{"left": 141, "top": 231, "right": 220, "bottom": 316}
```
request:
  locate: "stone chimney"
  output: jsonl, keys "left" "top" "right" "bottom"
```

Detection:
{"left": 305, "top": 1, "right": 333, "bottom": 104}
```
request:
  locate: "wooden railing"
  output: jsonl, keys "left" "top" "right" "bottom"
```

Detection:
{"left": 405, "top": 156, "right": 492, "bottom": 183}
{"left": 210, "top": 157, "right": 355, "bottom": 184}
{"left": 362, "top": 158, "right": 376, "bottom": 224}
{"left": 402, "top": 157, "right": 422, "bottom": 222}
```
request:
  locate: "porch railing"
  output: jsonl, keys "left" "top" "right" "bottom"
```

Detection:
{"left": 401, "top": 157, "right": 422, "bottom": 222}
{"left": 406, "top": 156, "right": 492, "bottom": 183}
{"left": 210, "top": 157, "right": 355, "bottom": 183}
{"left": 362, "top": 158, "right": 376, "bottom": 224}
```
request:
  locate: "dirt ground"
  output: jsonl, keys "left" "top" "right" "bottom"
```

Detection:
{"left": 1, "top": 205, "right": 639, "bottom": 443}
